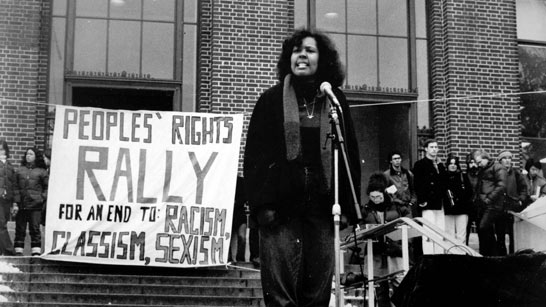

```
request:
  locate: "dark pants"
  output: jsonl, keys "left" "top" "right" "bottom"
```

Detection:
{"left": 14, "top": 209, "right": 42, "bottom": 249}
{"left": 477, "top": 207, "right": 502, "bottom": 256}
{"left": 249, "top": 217, "right": 259, "bottom": 260}
{"left": 494, "top": 212, "right": 514, "bottom": 256}
{"left": 259, "top": 214, "right": 334, "bottom": 307}
{"left": 0, "top": 200, "right": 15, "bottom": 255}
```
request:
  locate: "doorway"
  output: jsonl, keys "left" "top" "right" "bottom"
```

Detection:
{"left": 350, "top": 103, "right": 415, "bottom": 203}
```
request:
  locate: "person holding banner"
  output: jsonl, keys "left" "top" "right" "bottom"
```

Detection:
{"left": 14, "top": 147, "right": 49, "bottom": 256}
{"left": 243, "top": 28, "right": 361, "bottom": 307}
{"left": 0, "top": 140, "right": 17, "bottom": 256}
{"left": 40, "top": 149, "right": 51, "bottom": 227}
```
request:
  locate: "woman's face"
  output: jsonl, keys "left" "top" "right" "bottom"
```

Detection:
{"left": 0, "top": 149, "right": 6, "bottom": 160}
{"left": 447, "top": 158, "right": 458, "bottom": 172}
{"left": 530, "top": 166, "right": 541, "bottom": 178}
{"left": 26, "top": 149, "right": 36, "bottom": 164}
{"left": 369, "top": 191, "right": 384, "bottom": 205}
{"left": 290, "top": 37, "right": 319, "bottom": 79}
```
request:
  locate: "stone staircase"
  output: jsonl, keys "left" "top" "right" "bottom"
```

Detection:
{"left": 0, "top": 257, "right": 264, "bottom": 307}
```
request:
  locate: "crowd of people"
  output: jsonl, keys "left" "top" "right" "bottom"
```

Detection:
{"left": 363, "top": 140, "right": 543, "bottom": 260}
{"left": 354, "top": 140, "right": 544, "bottom": 306}
{"left": 0, "top": 140, "right": 49, "bottom": 256}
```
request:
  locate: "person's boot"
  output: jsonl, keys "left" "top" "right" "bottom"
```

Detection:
{"left": 31, "top": 247, "right": 41, "bottom": 257}
{"left": 14, "top": 247, "right": 24, "bottom": 256}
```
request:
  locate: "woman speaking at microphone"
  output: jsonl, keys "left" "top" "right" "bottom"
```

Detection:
{"left": 243, "top": 28, "right": 361, "bottom": 307}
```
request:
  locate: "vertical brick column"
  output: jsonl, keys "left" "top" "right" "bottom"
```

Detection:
{"left": 0, "top": 0, "right": 49, "bottom": 158}
{"left": 209, "top": 0, "right": 294, "bottom": 170}
{"left": 428, "top": 0, "right": 520, "bottom": 164}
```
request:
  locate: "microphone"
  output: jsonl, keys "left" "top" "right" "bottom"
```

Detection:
{"left": 320, "top": 82, "right": 341, "bottom": 108}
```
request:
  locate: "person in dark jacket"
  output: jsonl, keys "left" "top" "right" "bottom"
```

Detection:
{"left": 243, "top": 28, "right": 361, "bottom": 307}
{"left": 444, "top": 154, "right": 473, "bottom": 250}
{"left": 360, "top": 172, "right": 412, "bottom": 307}
{"left": 463, "top": 151, "right": 480, "bottom": 245}
{"left": 497, "top": 150, "right": 527, "bottom": 255}
{"left": 0, "top": 140, "right": 17, "bottom": 255}
{"left": 412, "top": 139, "right": 447, "bottom": 254}
{"left": 14, "top": 147, "right": 49, "bottom": 256}
{"left": 383, "top": 151, "right": 417, "bottom": 214}
{"left": 473, "top": 149, "right": 507, "bottom": 256}
{"left": 40, "top": 148, "right": 51, "bottom": 226}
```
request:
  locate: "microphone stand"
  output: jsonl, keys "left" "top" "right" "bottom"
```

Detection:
{"left": 327, "top": 98, "right": 362, "bottom": 307}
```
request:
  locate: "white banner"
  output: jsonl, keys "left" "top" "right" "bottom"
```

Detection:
{"left": 43, "top": 106, "right": 243, "bottom": 267}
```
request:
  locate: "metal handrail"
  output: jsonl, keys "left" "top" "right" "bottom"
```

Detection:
{"left": 341, "top": 217, "right": 480, "bottom": 256}
{"left": 340, "top": 217, "right": 481, "bottom": 307}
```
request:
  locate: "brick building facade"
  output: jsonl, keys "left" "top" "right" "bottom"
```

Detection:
{"left": 0, "top": 0, "right": 526, "bottom": 179}
{"left": 428, "top": 0, "right": 521, "bottom": 165}
{"left": 0, "top": 0, "right": 49, "bottom": 158}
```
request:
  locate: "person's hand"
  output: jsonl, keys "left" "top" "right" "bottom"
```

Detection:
{"left": 11, "top": 203, "right": 19, "bottom": 216}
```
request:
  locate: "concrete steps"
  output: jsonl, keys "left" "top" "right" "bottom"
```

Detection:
{"left": 0, "top": 257, "right": 264, "bottom": 306}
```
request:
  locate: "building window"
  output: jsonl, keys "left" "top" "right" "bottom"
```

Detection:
{"left": 295, "top": 0, "right": 430, "bottom": 200}
{"left": 48, "top": 0, "right": 198, "bottom": 111}
{"left": 517, "top": 0, "right": 546, "bottom": 165}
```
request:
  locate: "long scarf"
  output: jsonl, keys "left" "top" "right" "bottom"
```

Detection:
{"left": 282, "top": 74, "right": 333, "bottom": 191}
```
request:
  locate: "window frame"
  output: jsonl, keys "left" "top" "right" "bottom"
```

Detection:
{"left": 304, "top": 0, "right": 423, "bottom": 165}
{"left": 48, "top": 0, "right": 197, "bottom": 112}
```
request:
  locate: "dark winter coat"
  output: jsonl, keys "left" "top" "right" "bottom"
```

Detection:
{"left": 243, "top": 82, "right": 361, "bottom": 224}
{"left": 15, "top": 165, "right": 48, "bottom": 210}
{"left": 503, "top": 168, "right": 528, "bottom": 212}
{"left": 360, "top": 194, "right": 412, "bottom": 257}
{"left": 361, "top": 196, "right": 413, "bottom": 225}
{"left": 383, "top": 166, "right": 417, "bottom": 207}
{"left": 444, "top": 170, "right": 473, "bottom": 215}
{"left": 0, "top": 161, "right": 16, "bottom": 202}
{"left": 476, "top": 160, "right": 506, "bottom": 210}
{"left": 412, "top": 157, "right": 447, "bottom": 210}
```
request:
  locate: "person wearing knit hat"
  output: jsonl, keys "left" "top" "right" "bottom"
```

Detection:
{"left": 497, "top": 150, "right": 512, "bottom": 161}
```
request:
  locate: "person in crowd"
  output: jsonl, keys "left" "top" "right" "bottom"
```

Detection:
{"left": 383, "top": 150, "right": 419, "bottom": 262}
{"left": 248, "top": 208, "right": 260, "bottom": 267}
{"left": 444, "top": 154, "right": 473, "bottom": 250}
{"left": 41, "top": 149, "right": 51, "bottom": 226}
{"left": 473, "top": 149, "right": 507, "bottom": 256}
{"left": 524, "top": 158, "right": 546, "bottom": 203}
{"left": 229, "top": 176, "right": 247, "bottom": 263}
{"left": 0, "top": 140, "right": 17, "bottom": 256}
{"left": 413, "top": 139, "right": 447, "bottom": 254}
{"left": 14, "top": 147, "right": 49, "bottom": 256}
{"left": 43, "top": 149, "right": 51, "bottom": 172}
{"left": 497, "top": 150, "right": 527, "bottom": 255}
{"left": 361, "top": 172, "right": 412, "bottom": 307}
{"left": 243, "top": 28, "right": 361, "bottom": 307}
{"left": 463, "top": 151, "right": 480, "bottom": 245}
{"left": 228, "top": 176, "right": 259, "bottom": 266}
{"left": 383, "top": 150, "right": 417, "bottom": 216}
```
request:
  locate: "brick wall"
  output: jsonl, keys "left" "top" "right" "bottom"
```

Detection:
{"left": 0, "top": 0, "right": 49, "bottom": 163}
{"left": 208, "top": 0, "right": 294, "bottom": 172}
{"left": 198, "top": 0, "right": 213, "bottom": 113}
{"left": 428, "top": 0, "right": 521, "bottom": 166}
